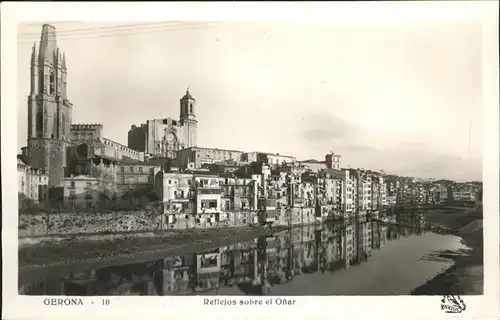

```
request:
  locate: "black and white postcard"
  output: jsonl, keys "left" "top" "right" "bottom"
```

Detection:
{"left": 2, "top": 2, "right": 499, "bottom": 320}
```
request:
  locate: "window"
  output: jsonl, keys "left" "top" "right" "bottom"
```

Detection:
{"left": 36, "top": 111, "right": 43, "bottom": 135}
{"left": 168, "top": 180, "right": 172, "bottom": 184}
{"left": 139, "top": 167, "right": 143, "bottom": 173}
{"left": 209, "top": 201, "right": 217, "bottom": 208}
{"left": 70, "top": 181, "right": 75, "bottom": 188}
{"left": 190, "top": 104, "right": 193, "bottom": 113}
{"left": 49, "top": 71, "right": 55, "bottom": 95}
{"left": 61, "top": 114, "right": 66, "bottom": 135}
{"left": 120, "top": 167, "right": 124, "bottom": 173}
{"left": 129, "top": 166, "right": 134, "bottom": 173}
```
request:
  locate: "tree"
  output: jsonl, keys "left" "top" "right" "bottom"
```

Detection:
{"left": 18, "top": 193, "right": 39, "bottom": 214}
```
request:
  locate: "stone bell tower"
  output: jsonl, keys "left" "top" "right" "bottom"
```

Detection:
{"left": 179, "top": 88, "right": 198, "bottom": 148}
{"left": 27, "top": 24, "right": 73, "bottom": 187}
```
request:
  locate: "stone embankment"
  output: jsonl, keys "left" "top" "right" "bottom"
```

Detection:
{"left": 19, "top": 211, "right": 161, "bottom": 238}
{"left": 19, "top": 208, "right": 319, "bottom": 242}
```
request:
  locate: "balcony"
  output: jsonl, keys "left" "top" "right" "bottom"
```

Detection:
{"left": 223, "top": 192, "right": 253, "bottom": 198}
{"left": 197, "top": 188, "right": 221, "bottom": 195}
{"left": 197, "top": 183, "right": 221, "bottom": 189}
{"left": 294, "top": 198, "right": 304, "bottom": 205}
{"left": 226, "top": 206, "right": 253, "bottom": 212}
{"left": 265, "top": 198, "right": 277, "bottom": 208}
{"left": 172, "top": 193, "right": 193, "bottom": 201}
{"left": 199, "top": 207, "right": 219, "bottom": 214}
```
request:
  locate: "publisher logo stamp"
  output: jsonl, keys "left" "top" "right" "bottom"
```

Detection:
{"left": 441, "top": 295, "right": 466, "bottom": 314}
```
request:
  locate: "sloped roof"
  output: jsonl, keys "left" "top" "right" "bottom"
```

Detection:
{"left": 180, "top": 89, "right": 196, "bottom": 101}
{"left": 17, "top": 156, "right": 29, "bottom": 166}
{"left": 301, "top": 159, "right": 323, "bottom": 163}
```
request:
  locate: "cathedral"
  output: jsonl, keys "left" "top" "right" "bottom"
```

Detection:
{"left": 127, "top": 89, "right": 198, "bottom": 158}
{"left": 23, "top": 24, "right": 197, "bottom": 191}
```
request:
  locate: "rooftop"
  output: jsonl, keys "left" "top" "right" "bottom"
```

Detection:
{"left": 260, "top": 152, "right": 295, "bottom": 158}
{"left": 65, "top": 175, "right": 103, "bottom": 181}
{"left": 301, "top": 159, "right": 326, "bottom": 164}
{"left": 179, "top": 146, "right": 245, "bottom": 153}
{"left": 17, "top": 157, "right": 28, "bottom": 166}
{"left": 119, "top": 158, "right": 149, "bottom": 165}
{"left": 180, "top": 89, "right": 196, "bottom": 101}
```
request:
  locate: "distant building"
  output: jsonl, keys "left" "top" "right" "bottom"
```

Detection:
{"left": 65, "top": 140, "right": 119, "bottom": 184}
{"left": 63, "top": 175, "right": 104, "bottom": 208}
{"left": 70, "top": 124, "right": 144, "bottom": 163}
{"left": 70, "top": 123, "right": 104, "bottom": 141}
{"left": 342, "top": 169, "right": 356, "bottom": 215}
{"left": 451, "top": 183, "right": 478, "bottom": 203}
{"left": 300, "top": 152, "right": 341, "bottom": 172}
{"left": 17, "top": 156, "right": 49, "bottom": 202}
{"left": 325, "top": 153, "right": 341, "bottom": 170}
{"left": 116, "top": 162, "right": 161, "bottom": 193}
{"left": 177, "top": 147, "right": 245, "bottom": 169}
{"left": 254, "top": 152, "right": 296, "bottom": 166}
{"left": 475, "top": 188, "right": 483, "bottom": 212}
{"left": 315, "top": 168, "right": 345, "bottom": 220}
{"left": 202, "top": 161, "right": 242, "bottom": 175}
{"left": 433, "top": 180, "right": 453, "bottom": 204}
{"left": 128, "top": 89, "right": 198, "bottom": 157}
{"left": 299, "top": 159, "right": 326, "bottom": 172}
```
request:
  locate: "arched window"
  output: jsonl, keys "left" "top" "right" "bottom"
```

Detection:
{"left": 36, "top": 111, "right": 43, "bottom": 135}
{"left": 62, "top": 114, "right": 66, "bottom": 135}
{"left": 49, "top": 71, "right": 55, "bottom": 95}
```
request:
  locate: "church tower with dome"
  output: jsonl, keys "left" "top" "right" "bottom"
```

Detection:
{"left": 179, "top": 88, "right": 198, "bottom": 149}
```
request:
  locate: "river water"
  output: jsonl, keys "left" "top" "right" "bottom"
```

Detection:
{"left": 19, "top": 215, "right": 466, "bottom": 296}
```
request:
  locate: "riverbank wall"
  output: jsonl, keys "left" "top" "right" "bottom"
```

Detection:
{"left": 18, "top": 210, "right": 261, "bottom": 238}
{"left": 19, "top": 209, "right": 319, "bottom": 241}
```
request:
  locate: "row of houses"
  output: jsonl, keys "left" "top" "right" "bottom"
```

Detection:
{"left": 384, "top": 175, "right": 481, "bottom": 206}
{"left": 153, "top": 158, "right": 394, "bottom": 228}
{"left": 17, "top": 153, "right": 161, "bottom": 205}
{"left": 18, "top": 145, "right": 482, "bottom": 228}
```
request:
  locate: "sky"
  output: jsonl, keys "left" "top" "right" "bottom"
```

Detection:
{"left": 17, "top": 19, "right": 483, "bottom": 181}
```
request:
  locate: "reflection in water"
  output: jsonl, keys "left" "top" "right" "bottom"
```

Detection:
{"left": 21, "top": 213, "right": 435, "bottom": 296}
